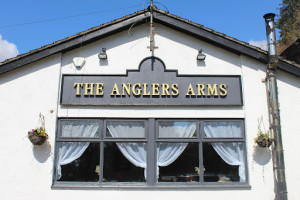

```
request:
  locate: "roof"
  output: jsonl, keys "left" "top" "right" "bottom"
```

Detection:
{"left": 1, "top": 7, "right": 300, "bottom": 77}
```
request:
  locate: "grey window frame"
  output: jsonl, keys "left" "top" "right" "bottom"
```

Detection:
{"left": 52, "top": 118, "right": 250, "bottom": 189}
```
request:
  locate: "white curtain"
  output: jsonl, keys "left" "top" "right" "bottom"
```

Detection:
{"left": 107, "top": 122, "right": 147, "bottom": 178}
{"left": 158, "top": 121, "right": 196, "bottom": 138}
{"left": 116, "top": 143, "right": 147, "bottom": 178}
{"left": 56, "top": 121, "right": 99, "bottom": 180}
{"left": 157, "top": 142, "right": 188, "bottom": 178}
{"left": 107, "top": 121, "right": 196, "bottom": 179}
{"left": 60, "top": 121, "right": 99, "bottom": 137}
{"left": 157, "top": 122, "right": 196, "bottom": 177}
{"left": 204, "top": 121, "right": 245, "bottom": 182}
{"left": 107, "top": 121, "right": 145, "bottom": 138}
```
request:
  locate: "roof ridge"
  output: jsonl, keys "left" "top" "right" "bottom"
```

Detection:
{"left": 0, "top": 7, "right": 299, "bottom": 76}
{"left": 0, "top": 9, "right": 148, "bottom": 66}
{"left": 0, "top": 7, "right": 269, "bottom": 66}
{"left": 152, "top": 8, "right": 268, "bottom": 54}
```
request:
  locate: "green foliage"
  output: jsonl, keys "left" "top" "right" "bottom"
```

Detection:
{"left": 28, "top": 127, "right": 49, "bottom": 139}
{"left": 254, "top": 130, "right": 270, "bottom": 142}
{"left": 276, "top": 0, "right": 300, "bottom": 45}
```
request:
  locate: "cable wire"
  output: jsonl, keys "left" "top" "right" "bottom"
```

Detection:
{"left": 0, "top": 4, "right": 144, "bottom": 29}
{"left": 153, "top": 2, "right": 169, "bottom": 13}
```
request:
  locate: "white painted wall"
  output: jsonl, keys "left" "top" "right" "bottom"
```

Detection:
{"left": 59, "top": 24, "right": 244, "bottom": 118}
{"left": 0, "top": 54, "right": 61, "bottom": 199}
{"left": 241, "top": 56, "right": 275, "bottom": 199}
{"left": 61, "top": 24, "right": 242, "bottom": 76}
{"left": 277, "top": 71, "right": 300, "bottom": 200}
{"left": 0, "top": 23, "right": 299, "bottom": 200}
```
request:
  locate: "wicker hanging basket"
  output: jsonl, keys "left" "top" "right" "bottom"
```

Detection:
{"left": 28, "top": 113, "right": 48, "bottom": 145}
{"left": 28, "top": 135, "right": 47, "bottom": 145}
{"left": 255, "top": 116, "right": 273, "bottom": 148}
{"left": 256, "top": 138, "right": 274, "bottom": 148}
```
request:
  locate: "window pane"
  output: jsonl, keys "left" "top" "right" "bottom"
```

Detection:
{"left": 203, "top": 142, "right": 245, "bottom": 182}
{"left": 158, "top": 143, "right": 199, "bottom": 182}
{"left": 57, "top": 142, "right": 100, "bottom": 182}
{"left": 204, "top": 121, "right": 242, "bottom": 138}
{"left": 61, "top": 120, "right": 100, "bottom": 137}
{"left": 158, "top": 121, "right": 197, "bottom": 138}
{"left": 106, "top": 121, "right": 145, "bottom": 138}
{"left": 103, "top": 142, "right": 146, "bottom": 182}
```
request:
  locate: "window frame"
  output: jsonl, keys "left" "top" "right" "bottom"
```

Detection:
{"left": 52, "top": 118, "right": 250, "bottom": 189}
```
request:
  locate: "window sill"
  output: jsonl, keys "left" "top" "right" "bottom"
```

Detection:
{"left": 52, "top": 182, "right": 251, "bottom": 190}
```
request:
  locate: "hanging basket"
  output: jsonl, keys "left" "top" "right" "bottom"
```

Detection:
{"left": 27, "top": 114, "right": 48, "bottom": 146}
{"left": 255, "top": 138, "right": 274, "bottom": 148}
{"left": 28, "top": 135, "right": 47, "bottom": 145}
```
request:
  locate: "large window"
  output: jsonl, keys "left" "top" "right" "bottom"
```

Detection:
{"left": 53, "top": 119, "right": 248, "bottom": 188}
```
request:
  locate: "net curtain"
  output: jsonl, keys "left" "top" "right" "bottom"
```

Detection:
{"left": 156, "top": 122, "right": 196, "bottom": 177}
{"left": 56, "top": 121, "right": 244, "bottom": 181}
{"left": 107, "top": 121, "right": 147, "bottom": 178}
{"left": 204, "top": 121, "right": 245, "bottom": 182}
{"left": 107, "top": 121, "right": 196, "bottom": 179}
{"left": 56, "top": 121, "right": 99, "bottom": 180}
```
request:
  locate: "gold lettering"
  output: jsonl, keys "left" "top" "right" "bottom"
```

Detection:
{"left": 219, "top": 84, "right": 228, "bottom": 96}
{"left": 152, "top": 83, "right": 160, "bottom": 96}
{"left": 122, "top": 83, "right": 131, "bottom": 96}
{"left": 207, "top": 84, "right": 218, "bottom": 96}
{"left": 161, "top": 83, "right": 170, "bottom": 96}
{"left": 186, "top": 84, "right": 196, "bottom": 96}
{"left": 111, "top": 83, "right": 121, "bottom": 96}
{"left": 143, "top": 83, "right": 151, "bottom": 96}
{"left": 95, "top": 83, "right": 104, "bottom": 96}
{"left": 74, "top": 83, "right": 83, "bottom": 96}
{"left": 132, "top": 83, "right": 142, "bottom": 96}
{"left": 197, "top": 84, "right": 206, "bottom": 96}
{"left": 84, "top": 83, "right": 94, "bottom": 96}
{"left": 171, "top": 84, "right": 179, "bottom": 96}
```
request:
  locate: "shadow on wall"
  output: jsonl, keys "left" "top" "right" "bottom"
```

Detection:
{"left": 99, "top": 59, "right": 109, "bottom": 66}
{"left": 197, "top": 60, "right": 206, "bottom": 67}
{"left": 252, "top": 145, "right": 272, "bottom": 166}
{"left": 32, "top": 141, "right": 52, "bottom": 163}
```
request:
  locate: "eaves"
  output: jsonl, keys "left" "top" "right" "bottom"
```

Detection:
{"left": 0, "top": 8, "right": 299, "bottom": 77}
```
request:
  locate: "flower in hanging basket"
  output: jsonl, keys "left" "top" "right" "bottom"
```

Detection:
{"left": 28, "top": 127, "right": 49, "bottom": 145}
{"left": 254, "top": 130, "right": 274, "bottom": 148}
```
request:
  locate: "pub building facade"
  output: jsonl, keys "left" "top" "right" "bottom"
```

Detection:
{"left": 0, "top": 7, "right": 299, "bottom": 200}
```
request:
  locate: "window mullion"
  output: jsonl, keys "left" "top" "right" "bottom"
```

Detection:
{"left": 199, "top": 142, "right": 204, "bottom": 183}
{"left": 147, "top": 118, "right": 156, "bottom": 186}
{"left": 99, "top": 119, "right": 104, "bottom": 183}
{"left": 53, "top": 118, "right": 248, "bottom": 187}
{"left": 199, "top": 120, "right": 204, "bottom": 183}
{"left": 99, "top": 141, "right": 104, "bottom": 183}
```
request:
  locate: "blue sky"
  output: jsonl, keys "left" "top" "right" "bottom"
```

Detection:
{"left": 0, "top": 0, "right": 282, "bottom": 61}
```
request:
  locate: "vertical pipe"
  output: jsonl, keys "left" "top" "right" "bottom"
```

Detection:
{"left": 264, "top": 13, "right": 288, "bottom": 200}
{"left": 264, "top": 13, "right": 278, "bottom": 68}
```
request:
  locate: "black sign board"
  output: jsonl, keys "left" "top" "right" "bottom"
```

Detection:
{"left": 61, "top": 57, "right": 243, "bottom": 106}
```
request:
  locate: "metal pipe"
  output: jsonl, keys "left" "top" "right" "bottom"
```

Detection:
{"left": 264, "top": 13, "right": 279, "bottom": 69}
{"left": 264, "top": 13, "right": 288, "bottom": 200}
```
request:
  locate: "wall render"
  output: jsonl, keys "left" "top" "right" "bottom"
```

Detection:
{"left": 0, "top": 23, "right": 298, "bottom": 200}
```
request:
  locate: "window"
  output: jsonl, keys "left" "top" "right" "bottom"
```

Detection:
{"left": 53, "top": 119, "right": 248, "bottom": 188}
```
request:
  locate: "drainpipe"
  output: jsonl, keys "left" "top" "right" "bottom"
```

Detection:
{"left": 264, "top": 13, "right": 288, "bottom": 200}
